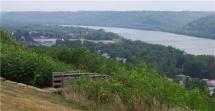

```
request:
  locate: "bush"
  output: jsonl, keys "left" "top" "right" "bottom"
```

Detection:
{"left": 1, "top": 49, "right": 74, "bottom": 87}
{"left": 0, "top": 30, "right": 74, "bottom": 87}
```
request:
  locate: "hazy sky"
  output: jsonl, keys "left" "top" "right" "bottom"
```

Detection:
{"left": 1, "top": 0, "right": 215, "bottom": 12}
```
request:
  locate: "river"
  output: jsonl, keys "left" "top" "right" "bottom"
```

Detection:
{"left": 61, "top": 25, "right": 215, "bottom": 56}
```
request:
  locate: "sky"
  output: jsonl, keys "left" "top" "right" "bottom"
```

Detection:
{"left": 1, "top": 0, "right": 215, "bottom": 12}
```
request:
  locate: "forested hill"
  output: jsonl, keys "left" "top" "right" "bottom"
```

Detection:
{"left": 1, "top": 11, "right": 214, "bottom": 39}
{"left": 1, "top": 29, "right": 215, "bottom": 111}
{"left": 178, "top": 15, "right": 215, "bottom": 39}
{"left": 56, "top": 39, "right": 215, "bottom": 79}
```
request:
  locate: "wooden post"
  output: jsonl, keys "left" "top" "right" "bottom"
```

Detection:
{"left": 61, "top": 76, "right": 64, "bottom": 88}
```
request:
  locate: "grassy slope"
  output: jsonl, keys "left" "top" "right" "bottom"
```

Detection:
{"left": 0, "top": 81, "right": 82, "bottom": 111}
{"left": 1, "top": 29, "right": 215, "bottom": 111}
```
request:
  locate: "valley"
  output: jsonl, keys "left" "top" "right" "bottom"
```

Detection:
{"left": 1, "top": 3, "right": 215, "bottom": 111}
{"left": 2, "top": 11, "right": 215, "bottom": 39}
{"left": 67, "top": 25, "right": 215, "bottom": 56}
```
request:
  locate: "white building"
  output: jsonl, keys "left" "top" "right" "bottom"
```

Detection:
{"left": 207, "top": 80, "right": 215, "bottom": 96}
{"left": 34, "top": 38, "right": 57, "bottom": 46}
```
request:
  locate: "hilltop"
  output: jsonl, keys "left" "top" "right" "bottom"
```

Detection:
{"left": 1, "top": 29, "right": 215, "bottom": 111}
{"left": 1, "top": 11, "right": 215, "bottom": 39}
{"left": 179, "top": 15, "right": 215, "bottom": 39}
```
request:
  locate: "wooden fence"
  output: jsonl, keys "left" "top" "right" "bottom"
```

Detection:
{"left": 52, "top": 71, "right": 110, "bottom": 88}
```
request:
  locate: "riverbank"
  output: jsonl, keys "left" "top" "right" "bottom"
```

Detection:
{"left": 64, "top": 25, "right": 215, "bottom": 56}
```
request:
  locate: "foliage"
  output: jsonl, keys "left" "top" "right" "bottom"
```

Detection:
{"left": 32, "top": 47, "right": 126, "bottom": 75}
{"left": 4, "top": 23, "right": 215, "bottom": 79}
{"left": 179, "top": 15, "right": 215, "bottom": 39}
{"left": 32, "top": 46, "right": 215, "bottom": 111}
{"left": 3, "top": 24, "right": 121, "bottom": 41}
{"left": 55, "top": 39, "right": 215, "bottom": 79}
{"left": 1, "top": 29, "right": 215, "bottom": 111}
{"left": 65, "top": 65, "right": 214, "bottom": 111}
{"left": 0, "top": 29, "right": 74, "bottom": 87}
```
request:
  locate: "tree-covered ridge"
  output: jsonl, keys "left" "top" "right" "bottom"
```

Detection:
{"left": 3, "top": 24, "right": 121, "bottom": 41}
{"left": 3, "top": 24, "right": 215, "bottom": 80}
{"left": 55, "top": 39, "right": 215, "bottom": 79}
{"left": 2, "top": 11, "right": 215, "bottom": 39}
{"left": 179, "top": 15, "right": 215, "bottom": 39}
{"left": 1, "top": 29, "right": 215, "bottom": 111}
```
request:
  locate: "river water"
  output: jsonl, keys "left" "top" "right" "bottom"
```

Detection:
{"left": 62, "top": 25, "right": 215, "bottom": 56}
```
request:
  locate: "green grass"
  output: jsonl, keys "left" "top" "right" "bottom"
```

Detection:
{"left": 0, "top": 81, "right": 82, "bottom": 111}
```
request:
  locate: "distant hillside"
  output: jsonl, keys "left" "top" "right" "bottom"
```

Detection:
{"left": 178, "top": 15, "right": 215, "bottom": 39}
{"left": 1, "top": 11, "right": 214, "bottom": 39}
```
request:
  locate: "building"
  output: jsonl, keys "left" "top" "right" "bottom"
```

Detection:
{"left": 101, "top": 53, "right": 110, "bottom": 59}
{"left": 34, "top": 38, "right": 57, "bottom": 46}
{"left": 176, "top": 74, "right": 190, "bottom": 87}
{"left": 116, "top": 57, "right": 127, "bottom": 63}
{"left": 208, "top": 80, "right": 215, "bottom": 86}
{"left": 207, "top": 80, "right": 215, "bottom": 96}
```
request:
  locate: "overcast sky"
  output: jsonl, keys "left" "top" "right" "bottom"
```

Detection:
{"left": 1, "top": 0, "right": 215, "bottom": 12}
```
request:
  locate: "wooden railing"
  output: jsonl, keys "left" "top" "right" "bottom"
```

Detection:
{"left": 52, "top": 71, "right": 110, "bottom": 88}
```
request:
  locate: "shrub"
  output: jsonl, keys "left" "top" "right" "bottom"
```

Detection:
{"left": 0, "top": 30, "right": 74, "bottom": 87}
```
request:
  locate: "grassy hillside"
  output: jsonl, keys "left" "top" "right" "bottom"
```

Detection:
{"left": 33, "top": 47, "right": 215, "bottom": 111}
{"left": 179, "top": 15, "right": 215, "bottom": 39}
{"left": 1, "top": 29, "right": 215, "bottom": 111}
{"left": 0, "top": 81, "right": 81, "bottom": 111}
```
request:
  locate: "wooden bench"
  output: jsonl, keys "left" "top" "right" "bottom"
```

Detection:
{"left": 52, "top": 71, "right": 109, "bottom": 88}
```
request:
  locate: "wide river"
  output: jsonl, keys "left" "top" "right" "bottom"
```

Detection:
{"left": 62, "top": 25, "right": 215, "bottom": 56}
